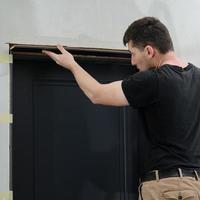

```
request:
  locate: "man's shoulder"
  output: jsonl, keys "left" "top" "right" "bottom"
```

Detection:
{"left": 191, "top": 63, "right": 200, "bottom": 71}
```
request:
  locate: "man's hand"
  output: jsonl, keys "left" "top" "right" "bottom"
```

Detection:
{"left": 42, "top": 45, "right": 76, "bottom": 71}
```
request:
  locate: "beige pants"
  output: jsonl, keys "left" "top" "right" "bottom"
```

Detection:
{"left": 139, "top": 177, "right": 200, "bottom": 199}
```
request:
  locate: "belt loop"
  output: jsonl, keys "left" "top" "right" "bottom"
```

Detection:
{"left": 194, "top": 170, "right": 200, "bottom": 181}
{"left": 155, "top": 170, "right": 159, "bottom": 182}
{"left": 178, "top": 168, "right": 183, "bottom": 178}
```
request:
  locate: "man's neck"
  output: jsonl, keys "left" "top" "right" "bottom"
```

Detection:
{"left": 156, "top": 51, "right": 188, "bottom": 68}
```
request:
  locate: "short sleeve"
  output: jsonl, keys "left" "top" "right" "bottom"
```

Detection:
{"left": 121, "top": 70, "right": 158, "bottom": 108}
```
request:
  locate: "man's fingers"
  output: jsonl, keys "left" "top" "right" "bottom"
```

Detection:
{"left": 57, "top": 45, "right": 67, "bottom": 54}
{"left": 42, "top": 50, "right": 58, "bottom": 61}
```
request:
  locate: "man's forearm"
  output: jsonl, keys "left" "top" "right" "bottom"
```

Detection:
{"left": 71, "top": 62, "right": 101, "bottom": 102}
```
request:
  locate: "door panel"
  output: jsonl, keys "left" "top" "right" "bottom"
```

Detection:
{"left": 11, "top": 46, "right": 144, "bottom": 200}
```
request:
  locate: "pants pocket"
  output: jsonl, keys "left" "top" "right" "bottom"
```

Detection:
{"left": 162, "top": 190, "right": 197, "bottom": 200}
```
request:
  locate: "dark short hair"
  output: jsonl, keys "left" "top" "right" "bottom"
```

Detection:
{"left": 123, "top": 17, "right": 174, "bottom": 53}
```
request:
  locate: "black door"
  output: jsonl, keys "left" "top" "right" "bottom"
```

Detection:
{"left": 10, "top": 45, "right": 145, "bottom": 200}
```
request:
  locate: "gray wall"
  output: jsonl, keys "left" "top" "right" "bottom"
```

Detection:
{"left": 1, "top": 0, "right": 200, "bottom": 192}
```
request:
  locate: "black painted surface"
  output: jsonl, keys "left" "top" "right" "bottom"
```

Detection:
{"left": 11, "top": 56, "right": 144, "bottom": 200}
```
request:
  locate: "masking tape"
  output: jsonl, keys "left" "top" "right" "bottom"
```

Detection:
{"left": 0, "top": 191, "right": 13, "bottom": 200}
{"left": 0, "top": 54, "right": 13, "bottom": 64}
{"left": 0, "top": 113, "right": 13, "bottom": 124}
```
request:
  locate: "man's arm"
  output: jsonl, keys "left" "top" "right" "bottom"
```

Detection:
{"left": 42, "top": 45, "right": 129, "bottom": 107}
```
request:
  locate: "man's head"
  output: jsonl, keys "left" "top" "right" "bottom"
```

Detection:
{"left": 123, "top": 17, "right": 174, "bottom": 71}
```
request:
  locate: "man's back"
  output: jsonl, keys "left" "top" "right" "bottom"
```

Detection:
{"left": 145, "top": 63, "right": 200, "bottom": 172}
{"left": 122, "top": 63, "right": 200, "bottom": 174}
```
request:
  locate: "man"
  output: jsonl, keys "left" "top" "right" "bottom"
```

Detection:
{"left": 43, "top": 17, "right": 200, "bottom": 199}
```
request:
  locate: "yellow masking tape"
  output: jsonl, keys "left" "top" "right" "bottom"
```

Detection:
{"left": 0, "top": 113, "right": 13, "bottom": 124}
{"left": 0, "top": 191, "right": 13, "bottom": 200}
{"left": 0, "top": 54, "right": 13, "bottom": 64}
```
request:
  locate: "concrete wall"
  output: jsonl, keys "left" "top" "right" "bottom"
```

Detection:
{"left": 1, "top": 0, "right": 200, "bottom": 191}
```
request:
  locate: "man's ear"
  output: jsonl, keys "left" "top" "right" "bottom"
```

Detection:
{"left": 144, "top": 45, "right": 155, "bottom": 58}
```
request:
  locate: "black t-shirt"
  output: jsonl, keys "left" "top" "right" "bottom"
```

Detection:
{"left": 121, "top": 63, "right": 200, "bottom": 175}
